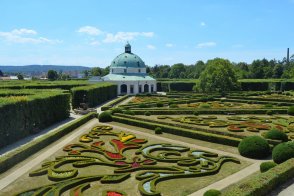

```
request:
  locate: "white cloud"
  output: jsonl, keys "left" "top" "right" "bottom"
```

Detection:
{"left": 165, "top": 43, "right": 173, "bottom": 47}
{"left": 90, "top": 40, "right": 100, "bottom": 46}
{"left": 0, "top": 28, "right": 61, "bottom": 44}
{"left": 147, "top": 44, "right": 156, "bottom": 50}
{"left": 200, "top": 22, "right": 206, "bottom": 26}
{"left": 11, "top": 28, "right": 37, "bottom": 35}
{"left": 103, "top": 31, "right": 154, "bottom": 43}
{"left": 77, "top": 26, "right": 103, "bottom": 36}
{"left": 196, "top": 41, "right": 216, "bottom": 48}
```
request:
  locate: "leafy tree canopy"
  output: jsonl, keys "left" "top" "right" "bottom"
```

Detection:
{"left": 198, "top": 58, "right": 239, "bottom": 93}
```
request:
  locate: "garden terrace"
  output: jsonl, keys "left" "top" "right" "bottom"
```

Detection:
{"left": 1, "top": 124, "right": 249, "bottom": 196}
{"left": 113, "top": 114, "right": 293, "bottom": 146}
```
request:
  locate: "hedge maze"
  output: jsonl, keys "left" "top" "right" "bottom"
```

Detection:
{"left": 16, "top": 125, "right": 240, "bottom": 196}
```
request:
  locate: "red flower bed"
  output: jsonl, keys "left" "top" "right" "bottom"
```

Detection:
{"left": 107, "top": 191, "right": 123, "bottom": 196}
{"left": 106, "top": 152, "right": 123, "bottom": 159}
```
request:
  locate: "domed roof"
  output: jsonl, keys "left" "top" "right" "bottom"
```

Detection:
{"left": 110, "top": 44, "right": 146, "bottom": 68}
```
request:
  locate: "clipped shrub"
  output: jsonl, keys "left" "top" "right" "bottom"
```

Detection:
{"left": 123, "top": 110, "right": 135, "bottom": 115}
{"left": 264, "top": 104, "right": 273, "bottom": 108}
{"left": 288, "top": 106, "right": 294, "bottom": 116}
{"left": 260, "top": 161, "right": 277, "bottom": 173}
{"left": 238, "top": 136, "right": 270, "bottom": 158}
{"left": 169, "top": 104, "right": 178, "bottom": 108}
{"left": 155, "top": 127, "right": 162, "bottom": 134}
{"left": 156, "top": 102, "right": 164, "bottom": 107}
{"left": 138, "top": 103, "right": 148, "bottom": 108}
{"left": 200, "top": 103, "right": 210, "bottom": 108}
{"left": 144, "top": 111, "right": 151, "bottom": 116}
{"left": 193, "top": 111, "right": 199, "bottom": 116}
{"left": 203, "top": 189, "right": 221, "bottom": 196}
{"left": 264, "top": 129, "right": 288, "bottom": 142}
{"left": 272, "top": 141, "right": 294, "bottom": 164}
{"left": 98, "top": 112, "right": 112, "bottom": 122}
{"left": 266, "top": 110, "right": 273, "bottom": 115}
{"left": 111, "top": 107, "right": 123, "bottom": 114}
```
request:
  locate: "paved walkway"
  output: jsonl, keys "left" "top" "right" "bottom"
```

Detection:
{"left": 0, "top": 119, "right": 98, "bottom": 191}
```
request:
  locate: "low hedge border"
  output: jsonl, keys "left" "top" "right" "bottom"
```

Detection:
{"left": 101, "top": 95, "right": 130, "bottom": 111}
{"left": 124, "top": 109, "right": 288, "bottom": 115}
{"left": 115, "top": 114, "right": 281, "bottom": 146}
{"left": 222, "top": 158, "right": 294, "bottom": 196}
{"left": 112, "top": 115, "right": 241, "bottom": 147}
{"left": 115, "top": 113, "right": 245, "bottom": 139}
{"left": 226, "top": 96, "right": 294, "bottom": 104}
{"left": 0, "top": 112, "right": 96, "bottom": 174}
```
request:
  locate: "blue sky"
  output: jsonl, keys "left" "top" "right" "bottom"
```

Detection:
{"left": 0, "top": 0, "right": 293, "bottom": 67}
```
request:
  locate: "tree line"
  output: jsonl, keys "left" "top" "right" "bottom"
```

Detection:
{"left": 146, "top": 55, "right": 294, "bottom": 79}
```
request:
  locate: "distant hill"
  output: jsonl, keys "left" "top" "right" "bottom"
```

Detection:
{"left": 0, "top": 65, "right": 91, "bottom": 75}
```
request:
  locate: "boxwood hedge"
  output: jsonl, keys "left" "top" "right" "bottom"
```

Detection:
{"left": 222, "top": 158, "right": 294, "bottom": 196}
{"left": 71, "top": 83, "right": 117, "bottom": 108}
{"left": 0, "top": 89, "right": 70, "bottom": 148}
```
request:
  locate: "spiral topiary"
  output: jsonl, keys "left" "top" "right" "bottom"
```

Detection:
{"left": 272, "top": 141, "right": 294, "bottom": 164}
{"left": 264, "top": 129, "right": 288, "bottom": 142}
{"left": 238, "top": 136, "right": 270, "bottom": 158}
{"left": 260, "top": 161, "right": 277, "bottom": 173}
{"left": 98, "top": 112, "right": 113, "bottom": 122}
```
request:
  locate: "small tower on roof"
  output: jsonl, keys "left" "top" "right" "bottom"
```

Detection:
{"left": 125, "top": 42, "right": 131, "bottom": 53}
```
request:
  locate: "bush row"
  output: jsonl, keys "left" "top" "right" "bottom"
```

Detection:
{"left": 240, "top": 81, "right": 294, "bottom": 91}
{"left": 112, "top": 115, "right": 241, "bottom": 146}
{"left": 127, "top": 108, "right": 288, "bottom": 115}
{"left": 222, "top": 158, "right": 294, "bottom": 196}
{"left": 0, "top": 112, "right": 96, "bottom": 174}
{"left": 71, "top": 83, "right": 117, "bottom": 108}
{"left": 0, "top": 81, "right": 89, "bottom": 90}
{"left": 115, "top": 113, "right": 245, "bottom": 139}
{"left": 227, "top": 96, "right": 294, "bottom": 104}
{"left": 157, "top": 82, "right": 196, "bottom": 92}
{"left": 220, "top": 98, "right": 294, "bottom": 106}
{"left": 101, "top": 95, "right": 130, "bottom": 111}
{"left": 0, "top": 89, "right": 70, "bottom": 148}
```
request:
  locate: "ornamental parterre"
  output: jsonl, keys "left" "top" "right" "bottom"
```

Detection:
{"left": 17, "top": 125, "right": 240, "bottom": 196}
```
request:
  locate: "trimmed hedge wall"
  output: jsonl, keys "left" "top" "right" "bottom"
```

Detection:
{"left": 112, "top": 115, "right": 240, "bottom": 146}
{"left": 71, "top": 83, "right": 117, "bottom": 108}
{"left": 0, "top": 89, "right": 70, "bottom": 148}
{"left": 0, "top": 112, "right": 96, "bottom": 174}
{"left": 222, "top": 158, "right": 294, "bottom": 196}
{"left": 157, "top": 81, "right": 196, "bottom": 92}
{"left": 0, "top": 81, "right": 89, "bottom": 90}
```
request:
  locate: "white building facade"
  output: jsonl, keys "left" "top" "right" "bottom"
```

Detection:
{"left": 102, "top": 43, "right": 157, "bottom": 95}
